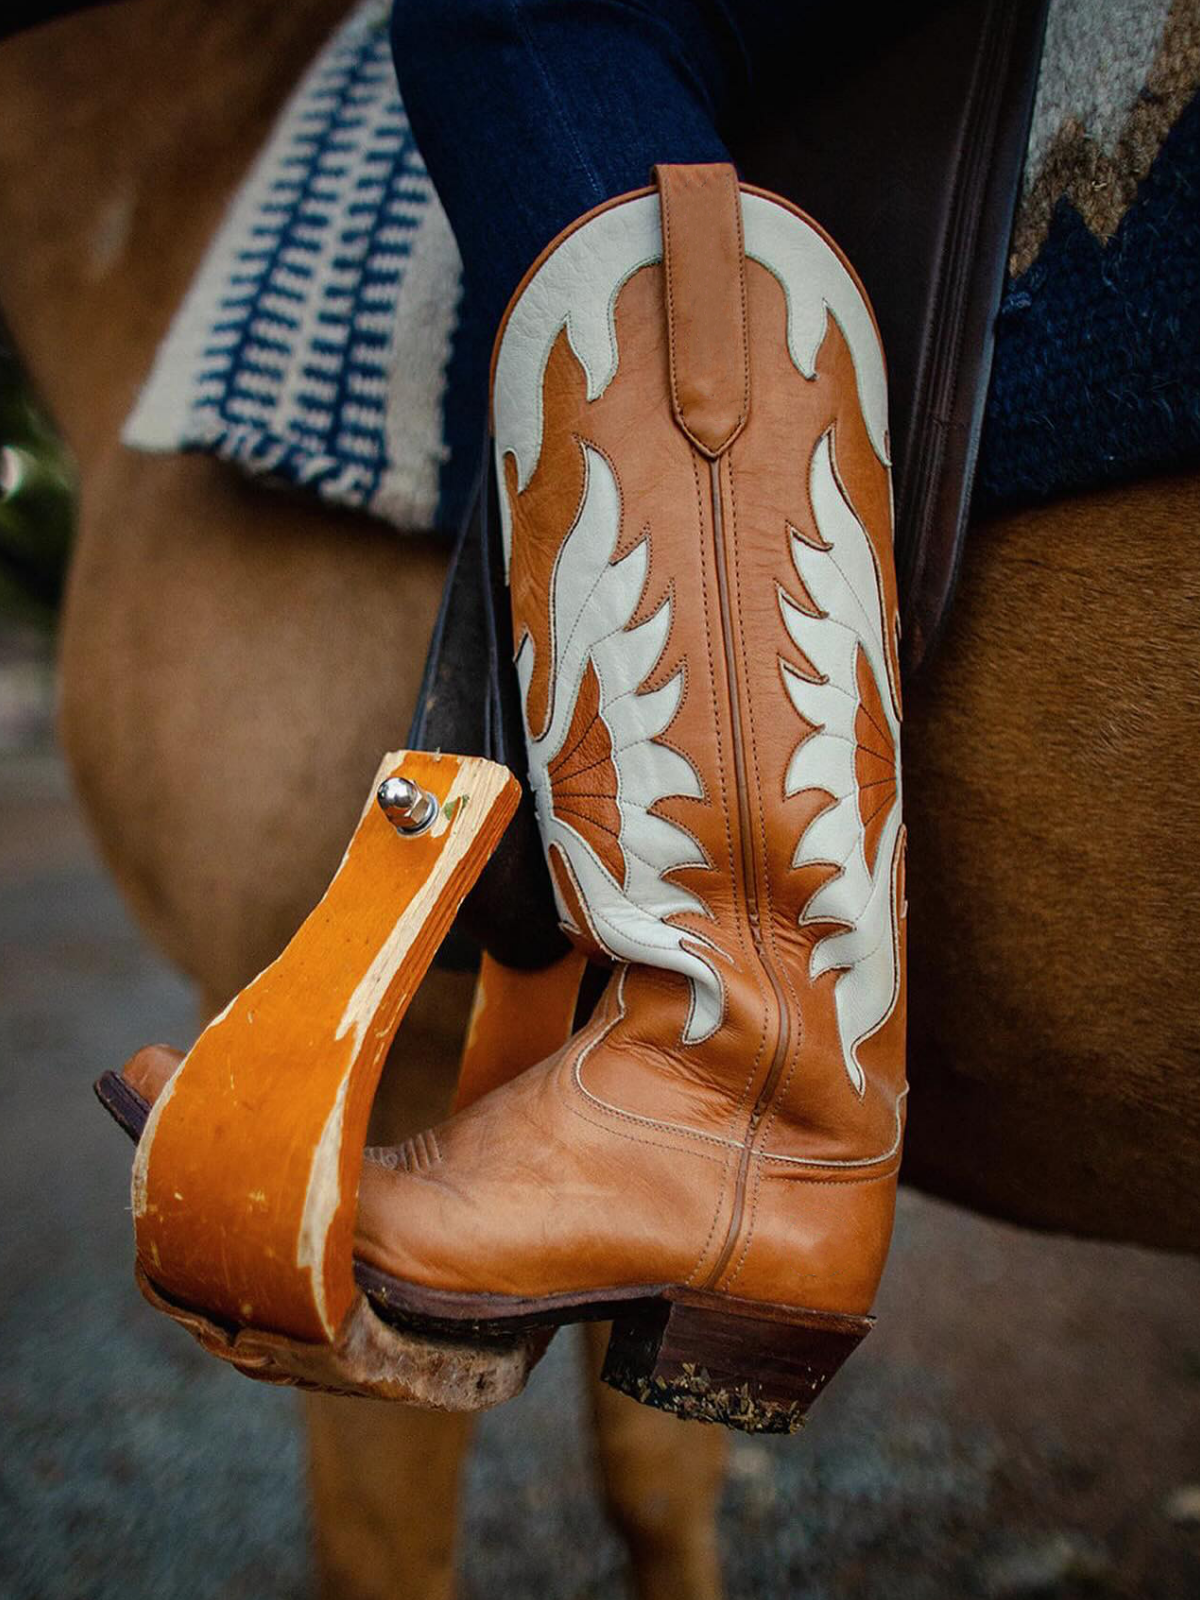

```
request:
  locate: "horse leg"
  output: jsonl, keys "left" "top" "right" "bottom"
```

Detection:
{"left": 581, "top": 1322, "right": 727, "bottom": 1600}
{"left": 306, "top": 1397, "right": 472, "bottom": 1600}
{"left": 301, "top": 966, "right": 480, "bottom": 1600}
{"left": 187, "top": 976, "right": 478, "bottom": 1600}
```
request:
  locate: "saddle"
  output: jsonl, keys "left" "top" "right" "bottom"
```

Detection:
{"left": 413, "top": 0, "right": 1051, "bottom": 974}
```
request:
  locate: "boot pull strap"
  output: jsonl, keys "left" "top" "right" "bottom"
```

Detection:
{"left": 654, "top": 162, "right": 749, "bottom": 458}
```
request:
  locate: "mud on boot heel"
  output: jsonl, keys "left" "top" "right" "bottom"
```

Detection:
{"left": 601, "top": 1290, "right": 872, "bottom": 1434}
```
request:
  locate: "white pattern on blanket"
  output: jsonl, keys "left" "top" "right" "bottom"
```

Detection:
{"left": 124, "top": 0, "right": 463, "bottom": 535}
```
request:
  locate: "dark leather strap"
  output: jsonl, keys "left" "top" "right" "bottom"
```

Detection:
{"left": 737, "top": 0, "right": 1050, "bottom": 671}
{"left": 407, "top": 447, "right": 569, "bottom": 973}
{"left": 0, "top": 0, "right": 118, "bottom": 42}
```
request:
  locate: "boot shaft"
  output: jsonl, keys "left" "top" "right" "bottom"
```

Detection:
{"left": 492, "top": 165, "right": 906, "bottom": 1169}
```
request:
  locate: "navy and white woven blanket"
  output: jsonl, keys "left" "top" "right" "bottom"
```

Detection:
{"left": 124, "top": 0, "right": 1200, "bottom": 535}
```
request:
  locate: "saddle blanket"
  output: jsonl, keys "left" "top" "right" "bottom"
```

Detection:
{"left": 124, "top": 0, "right": 1200, "bottom": 536}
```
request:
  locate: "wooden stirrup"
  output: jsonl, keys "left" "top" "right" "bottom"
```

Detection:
{"left": 130, "top": 750, "right": 518, "bottom": 1343}
{"left": 454, "top": 947, "right": 587, "bottom": 1112}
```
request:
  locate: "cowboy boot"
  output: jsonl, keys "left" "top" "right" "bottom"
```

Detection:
{"left": 356, "top": 162, "right": 907, "bottom": 1433}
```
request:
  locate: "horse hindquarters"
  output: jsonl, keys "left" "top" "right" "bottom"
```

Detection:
{"left": 903, "top": 469, "right": 1200, "bottom": 1249}
{"left": 56, "top": 447, "right": 451, "bottom": 998}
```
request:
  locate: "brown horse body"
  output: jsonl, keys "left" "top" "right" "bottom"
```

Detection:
{"left": 1, "top": 1, "right": 1197, "bottom": 1595}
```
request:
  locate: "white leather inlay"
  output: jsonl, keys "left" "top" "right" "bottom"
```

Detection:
{"left": 518, "top": 445, "right": 723, "bottom": 1044}
{"left": 782, "top": 430, "right": 902, "bottom": 1093}
{"left": 494, "top": 187, "right": 889, "bottom": 570}
{"left": 741, "top": 192, "right": 890, "bottom": 468}
{"left": 493, "top": 194, "right": 662, "bottom": 573}
{"left": 493, "top": 183, "right": 897, "bottom": 1056}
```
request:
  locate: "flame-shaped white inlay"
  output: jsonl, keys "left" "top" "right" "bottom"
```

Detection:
{"left": 740, "top": 193, "right": 890, "bottom": 469}
{"left": 519, "top": 444, "right": 723, "bottom": 1044}
{"left": 494, "top": 189, "right": 890, "bottom": 574}
{"left": 781, "top": 430, "right": 902, "bottom": 1092}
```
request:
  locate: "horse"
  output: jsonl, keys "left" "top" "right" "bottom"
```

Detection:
{"left": 1, "top": 1, "right": 1196, "bottom": 1597}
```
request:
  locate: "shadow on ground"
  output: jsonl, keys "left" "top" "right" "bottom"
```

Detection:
{"left": 1, "top": 730, "right": 1198, "bottom": 1600}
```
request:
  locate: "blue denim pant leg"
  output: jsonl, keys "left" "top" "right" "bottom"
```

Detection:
{"left": 390, "top": 0, "right": 803, "bottom": 477}
{"left": 389, "top": 0, "right": 756, "bottom": 337}
{"left": 390, "top": 0, "right": 832, "bottom": 522}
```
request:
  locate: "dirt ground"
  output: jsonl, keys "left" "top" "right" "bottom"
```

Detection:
{"left": 1, "top": 633, "right": 1199, "bottom": 1600}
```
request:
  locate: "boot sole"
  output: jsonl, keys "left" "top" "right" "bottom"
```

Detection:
{"left": 355, "top": 1263, "right": 870, "bottom": 1433}
{"left": 96, "top": 1071, "right": 870, "bottom": 1433}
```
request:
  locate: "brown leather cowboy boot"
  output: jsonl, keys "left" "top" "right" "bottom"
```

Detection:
{"left": 356, "top": 162, "right": 907, "bottom": 1433}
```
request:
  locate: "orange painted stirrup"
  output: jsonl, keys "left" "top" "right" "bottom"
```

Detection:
{"left": 454, "top": 947, "right": 588, "bottom": 1112}
{"left": 131, "top": 750, "right": 519, "bottom": 1344}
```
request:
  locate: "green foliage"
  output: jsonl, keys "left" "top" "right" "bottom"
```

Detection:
{"left": 0, "top": 339, "right": 76, "bottom": 628}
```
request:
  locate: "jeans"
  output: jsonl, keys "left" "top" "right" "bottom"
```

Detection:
{"left": 389, "top": 0, "right": 821, "bottom": 438}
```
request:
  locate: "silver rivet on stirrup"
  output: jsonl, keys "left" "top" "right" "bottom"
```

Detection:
{"left": 376, "top": 776, "right": 438, "bottom": 836}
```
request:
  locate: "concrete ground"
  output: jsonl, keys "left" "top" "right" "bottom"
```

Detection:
{"left": 1, "top": 632, "right": 1199, "bottom": 1600}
